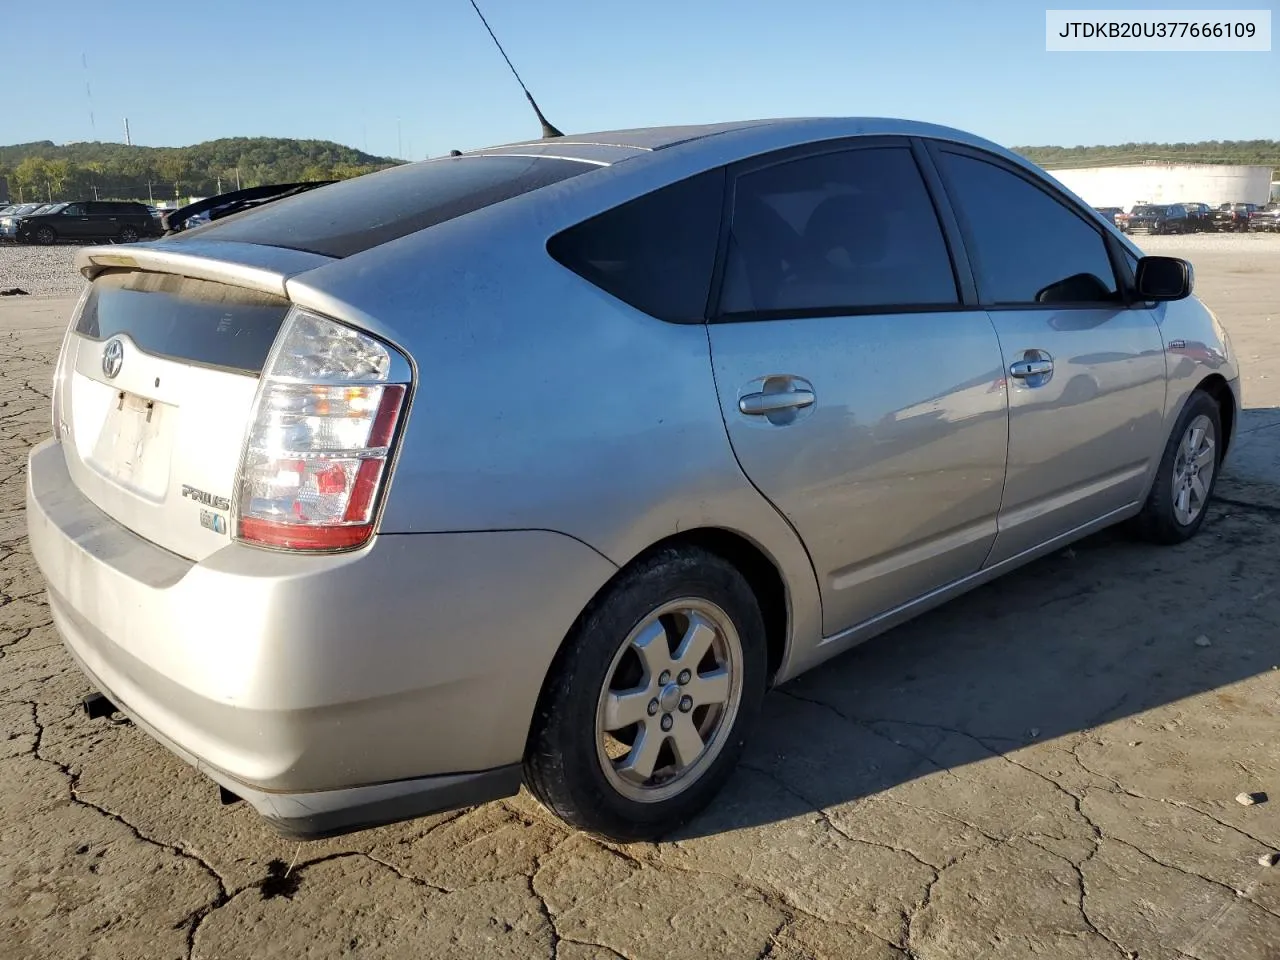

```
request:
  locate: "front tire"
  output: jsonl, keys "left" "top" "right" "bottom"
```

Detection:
{"left": 1134, "top": 390, "right": 1221, "bottom": 544}
{"left": 35, "top": 226, "right": 56, "bottom": 245}
{"left": 118, "top": 225, "right": 139, "bottom": 243}
{"left": 524, "top": 545, "right": 767, "bottom": 841}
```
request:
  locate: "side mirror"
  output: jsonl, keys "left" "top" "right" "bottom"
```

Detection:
{"left": 1134, "top": 256, "right": 1193, "bottom": 301}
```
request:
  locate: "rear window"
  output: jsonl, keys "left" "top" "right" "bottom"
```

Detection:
{"left": 76, "top": 271, "right": 291, "bottom": 374}
{"left": 547, "top": 169, "right": 726, "bottom": 323}
{"left": 177, "top": 155, "right": 596, "bottom": 258}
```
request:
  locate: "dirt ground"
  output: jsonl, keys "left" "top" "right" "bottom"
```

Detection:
{"left": 2, "top": 235, "right": 1279, "bottom": 960}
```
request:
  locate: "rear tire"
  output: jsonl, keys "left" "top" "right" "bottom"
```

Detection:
{"left": 524, "top": 545, "right": 767, "bottom": 841}
{"left": 1133, "top": 390, "right": 1221, "bottom": 544}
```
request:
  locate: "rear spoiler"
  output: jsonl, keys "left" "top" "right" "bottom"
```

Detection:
{"left": 75, "top": 239, "right": 335, "bottom": 296}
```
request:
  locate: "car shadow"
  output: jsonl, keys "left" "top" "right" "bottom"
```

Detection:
{"left": 674, "top": 406, "right": 1280, "bottom": 839}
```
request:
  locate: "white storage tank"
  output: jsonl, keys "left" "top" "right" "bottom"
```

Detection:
{"left": 1043, "top": 163, "right": 1273, "bottom": 210}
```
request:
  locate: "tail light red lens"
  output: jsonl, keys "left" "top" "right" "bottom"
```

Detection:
{"left": 234, "top": 308, "right": 411, "bottom": 552}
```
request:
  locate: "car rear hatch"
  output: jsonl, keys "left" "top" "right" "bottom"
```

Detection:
{"left": 54, "top": 242, "right": 333, "bottom": 562}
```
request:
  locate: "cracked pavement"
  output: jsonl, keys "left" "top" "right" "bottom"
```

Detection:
{"left": 2, "top": 237, "right": 1280, "bottom": 959}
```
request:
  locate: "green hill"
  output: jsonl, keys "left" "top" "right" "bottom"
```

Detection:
{"left": 0, "top": 137, "right": 402, "bottom": 204}
{"left": 1014, "top": 140, "right": 1280, "bottom": 174}
{"left": 4, "top": 135, "right": 1276, "bottom": 205}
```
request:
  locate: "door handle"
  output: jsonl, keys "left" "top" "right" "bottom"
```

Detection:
{"left": 739, "top": 389, "right": 815, "bottom": 415}
{"left": 1010, "top": 359, "right": 1053, "bottom": 379}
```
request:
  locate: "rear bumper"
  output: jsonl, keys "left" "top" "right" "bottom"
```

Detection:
{"left": 61, "top": 638, "right": 522, "bottom": 839}
{"left": 26, "top": 438, "right": 616, "bottom": 835}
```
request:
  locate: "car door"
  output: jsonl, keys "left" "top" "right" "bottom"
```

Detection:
{"left": 84, "top": 201, "right": 114, "bottom": 239}
{"left": 705, "top": 140, "right": 1009, "bottom": 636}
{"left": 58, "top": 203, "right": 91, "bottom": 239}
{"left": 928, "top": 144, "right": 1166, "bottom": 565}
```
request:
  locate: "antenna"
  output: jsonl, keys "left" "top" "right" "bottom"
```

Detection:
{"left": 466, "top": 0, "right": 563, "bottom": 139}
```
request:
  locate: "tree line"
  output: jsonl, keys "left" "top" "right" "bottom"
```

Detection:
{"left": 4, "top": 135, "right": 1276, "bottom": 205}
{"left": 1015, "top": 139, "right": 1280, "bottom": 175}
{"left": 0, "top": 137, "right": 401, "bottom": 204}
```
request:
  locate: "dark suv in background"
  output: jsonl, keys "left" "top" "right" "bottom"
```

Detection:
{"left": 1211, "top": 203, "right": 1258, "bottom": 232}
{"left": 1180, "top": 202, "right": 1214, "bottom": 232}
{"left": 1124, "top": 203, "right": 1190, "bottom": 234}
{"left": 14, "top": 200, "right": 158, "bottom": 245}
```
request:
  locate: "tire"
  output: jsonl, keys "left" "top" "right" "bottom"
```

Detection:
{"left": 524, "top": 545, "right": 767, "bottom": 841}
{"left": 1133, "top": 389, "right": 1222, "bottom": 544}
{"left": 118, "top": 225, "right": 139, "bottom": 243}
{"left": 35, "top": 226, "right": 56, "bottom": 245}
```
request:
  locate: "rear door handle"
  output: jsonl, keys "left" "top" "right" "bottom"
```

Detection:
{"left": 1010, "top": 359, "right": 1053, "bottom": 378}
{"left": 739, "top": 389, "right": 815, "bottom": 415}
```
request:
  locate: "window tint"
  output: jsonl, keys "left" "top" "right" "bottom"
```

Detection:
{"left": 718, "top": 146, "right": 958, "bottom": 316}
{"left": 77, "top": 270, "right": 291, "bottom": 373}
{"left": 62, "top": 203, "right": 85, "bottom": 216}
{"left": 547, "top": 169, "right": 725, "bottom": 323}
{"left": 938, "top": 152, "right": 1119, "bottom": 306}
{"left": 184, "top": 155, "right": 595, "bottom": 258}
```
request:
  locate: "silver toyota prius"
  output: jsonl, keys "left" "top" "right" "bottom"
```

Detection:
{"left": 26, "top": 118, "right": 1240, "bottom": 841}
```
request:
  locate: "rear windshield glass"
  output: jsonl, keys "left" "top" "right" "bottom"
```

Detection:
{"left": 175, "top": 155, "right": 597, "bottom": 258}
{"left": 76, "top": 270, "right": 291, "bottom": 374}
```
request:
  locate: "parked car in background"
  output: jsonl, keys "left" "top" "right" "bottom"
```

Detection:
{"left": 1211, "top": 203, "right": 1258, "bottom": 232}
{"left": 27, "top": 118, "right": 1240, "bottom": 843}
{"left": 1124, "top": 203, "right": 1190, "bottom": 234}
{"left": 1093, "top": 206, "right": 1123, "bottom": 226}
{"left": 1180, "top": 202, "right": 1214, "bottom": 232}
{"left": 1250, "top": 203, "right": 1280, "bottom": 232}
{"left": 0, "top": 202, "right": 46, "bottom": 240}
{"left": 14, "top": 200, "right": 159, "bottom": 245}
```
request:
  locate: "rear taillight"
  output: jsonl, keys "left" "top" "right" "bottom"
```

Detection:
{"left": 233, "top": 308, "right": 412, "bottom": 552}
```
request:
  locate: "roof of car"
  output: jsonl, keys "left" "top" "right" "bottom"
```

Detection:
{"left": 469, "top": 117, "right": 1011, "bottom": 165}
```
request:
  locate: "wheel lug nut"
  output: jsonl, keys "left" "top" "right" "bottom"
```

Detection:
{"left": 660, "top": 714, "right": 673, "bottom": 732}
{"left": 647, "top": 699, "right": 659, "bottom": 716}
{"left": 677, "top": 669, "right": 691, "bottom": 685}
{"left": 679, "top": 695, "right": 693, "bottom": 713}
{"left": 658, "top": 670, "right": 671, "bottom": 686}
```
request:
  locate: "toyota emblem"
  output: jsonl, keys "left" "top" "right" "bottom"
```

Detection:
{"left": 102, "top": 338, "right": 124, "bottom": 379}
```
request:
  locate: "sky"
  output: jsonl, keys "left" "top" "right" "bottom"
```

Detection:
{"left": 2, "top": 0, "right": 1276, "bottom": 157}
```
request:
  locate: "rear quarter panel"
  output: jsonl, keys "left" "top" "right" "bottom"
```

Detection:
{"left": 284, "top": 159, "right": 825, "bottom": 678}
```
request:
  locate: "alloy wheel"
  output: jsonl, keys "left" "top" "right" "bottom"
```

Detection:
{"left": 595, "top": 598, "right": 743, "bottom": 803}
{"left": 1171, "top": 413, "right": 1215, "bottom": 526}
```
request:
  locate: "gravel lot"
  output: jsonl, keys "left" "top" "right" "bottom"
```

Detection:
{"left": 1, "top": 239, "right": 1279, "bottom": 959}
{"left": 0, "top": 244, "right": 89, "bottom": 298}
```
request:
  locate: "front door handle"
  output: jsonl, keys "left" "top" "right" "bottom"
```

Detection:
{"left": 1010, "top": 359, "right": 1054, "bottom": 379}
{"left": 739, "top": 389, "right": 815, "bottom": 415}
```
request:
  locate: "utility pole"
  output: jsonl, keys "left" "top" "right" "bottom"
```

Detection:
{"left": 92, "top": 185, "right": 99, "bottom": 200}
{"left": 123, "top": 117, "right": 132, "bottom": 146}
{"left": 235, "top": 167, "right": 241, "bottom": 190}
{"left": 397, "top": 117, "right": 402, "bottom": 160}
{"left": 147, "top": 181, "right": 154, "bottom": 204}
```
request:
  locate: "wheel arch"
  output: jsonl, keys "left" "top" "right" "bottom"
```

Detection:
{"left": 1194, "top": 373, "right": 1236, "bottom": 456}
{"left": 523, "top": 525, "right": 794, "bottom": 761}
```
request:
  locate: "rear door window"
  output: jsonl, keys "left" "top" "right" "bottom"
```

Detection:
{"left": 180, "top": 155, "right": 596, "bottom": 258}
{"left": 718, "top": 145, "right": 960, "bottom": 317}
{"left": 547, "top": 169, "right": 725, "bottom": 323}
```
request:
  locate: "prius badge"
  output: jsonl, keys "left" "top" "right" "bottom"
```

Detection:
{"left": 102, "top": 338, "right": 124, "bottom": 379}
